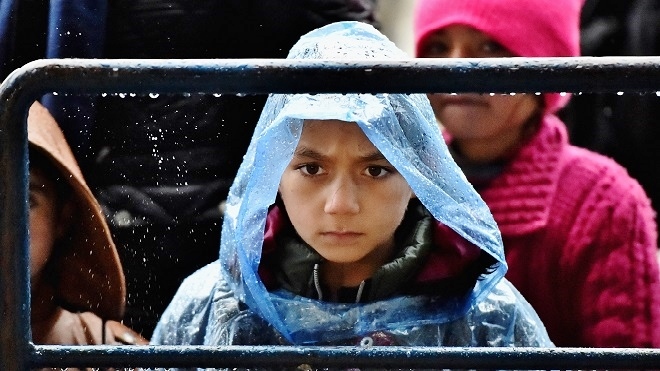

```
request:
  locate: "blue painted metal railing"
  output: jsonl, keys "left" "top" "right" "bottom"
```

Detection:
{"left": 2, "top": 57, "right": 660, "bottom": 370}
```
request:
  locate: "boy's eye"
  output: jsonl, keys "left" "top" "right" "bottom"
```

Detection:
{"left": 365, "top": 166, "right": 390, "bottom": 178}
{"left": 298, "top": 164, "right": 323, "bottom": 176}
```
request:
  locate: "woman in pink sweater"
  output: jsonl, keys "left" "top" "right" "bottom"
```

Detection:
{"left": 414, "top": 0, "right": 660, "bottom": 347}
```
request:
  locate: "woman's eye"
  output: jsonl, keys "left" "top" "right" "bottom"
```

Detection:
{"left": 482, "top": 40, "right": 508, "bottom": 56}
{"left": 299, "top": 164, "right": 322, "bottom": 176}
{"left": 365, "top": 166, "right": 390, "bottom": 178}
{"left": 421, "top": 42, "right": 448, "bottom": 57}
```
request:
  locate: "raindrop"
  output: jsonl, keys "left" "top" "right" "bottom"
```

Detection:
{"left": 119, "top": 93, "right": 127, "bottom": 98}
{"left": 149, "top": 93, "right": 160, "bottom": 98}
{"left": 535, "top": 92, "right": 541, "bottom": 95}
{"left": 52, "top": 92, "right": 58, "bottom": 96}
{"left": 489, "top": 93, "right": 496, "bottom": 96}
{"left": 509, "top": 92, "right": 516, "bottom": 96}
{"left": 617, "top": 91, "right": 624, "bottom": 96}
{"left": 656, "top": 91, "right": 660, "bottom": 97}
{"left": 213, "top": 93, "right": 222, "bottom": 97}
{"left": 101, "top": 93, "right": 107, "bottom": 97}
{"left": 559, "top": 92, "right": 567, "bottom": 96}
{"left": 129, "top": 93, "right": 137, "bottom": 97}
{"left": 236, "top": 93, "right": 246, "bottom": 97}
{"left": 450, "top": 92, "right": 458, "bottom": 96}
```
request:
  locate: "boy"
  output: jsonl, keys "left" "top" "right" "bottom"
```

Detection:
{"left": 28, "top": 102, "right": 146, "bottom": 345}
{"left": 151, "top": 21, "right": 551, "bottom": 364}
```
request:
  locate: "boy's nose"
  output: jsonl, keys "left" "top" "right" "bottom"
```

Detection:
{"left": 324, "top": 180, "right": 360, "bottom": 215}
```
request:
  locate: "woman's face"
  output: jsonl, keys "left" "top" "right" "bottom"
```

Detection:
{"left": 418, "top": 25, "right": 541, "bottom": 162}
{"left": 279, "top": 120, "right": 413, "bottom": 276}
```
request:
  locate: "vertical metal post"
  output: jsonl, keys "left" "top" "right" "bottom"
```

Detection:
{"left": 0, "top": 97, "right": 32, "bottom": 371}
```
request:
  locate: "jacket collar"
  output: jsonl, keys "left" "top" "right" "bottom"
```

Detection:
{"left": 258, "top": 201, "right": 482, "bottom": 303}
{"left": 477, "top": 114, "right": 567, "bottom": 236}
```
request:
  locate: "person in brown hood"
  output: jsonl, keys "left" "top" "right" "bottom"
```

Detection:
{"left": 27, "top": 101, "right": 147, "bottom": 345}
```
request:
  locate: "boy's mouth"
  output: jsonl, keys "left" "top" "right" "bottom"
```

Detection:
{"left": 320, "top": 231, "right": 363, "bottom": 242}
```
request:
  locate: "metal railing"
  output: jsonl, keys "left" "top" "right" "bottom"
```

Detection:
{"left": 2, "top": 57, "right": 660, "bottom": 370}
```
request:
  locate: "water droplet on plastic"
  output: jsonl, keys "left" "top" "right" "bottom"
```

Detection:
{"left": 559, "top": 92, "right": 567, "bottom": 96}
{"left": 617, "top": 91, "right": 624, "bottom": 96}
{"left": 149, "top": 93, "right": 159, "bottom": 98}
{"left": 213, "top": 93, "right": 222, "bottom": 97}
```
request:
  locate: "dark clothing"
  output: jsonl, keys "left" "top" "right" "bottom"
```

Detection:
{"left": 561, "top": 0, "right": 660, "bottom": 231}
{"left": 262, "top": 201, "right": 488, "bottom": 304}
{"left": 0, "top": 0, "right": 378, "bottom": 338}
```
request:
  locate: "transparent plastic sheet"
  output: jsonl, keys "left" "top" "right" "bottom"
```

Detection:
{"left": 152, "top": 21, "right": 551, "bottom": 352}
{"left": 154, "top": 261, "right": 552, "bottom": 349}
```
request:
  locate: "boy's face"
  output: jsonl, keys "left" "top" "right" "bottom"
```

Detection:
{"left": 29, "top": 167, "right": 61, "bottom": 284}
{"left": 279, "top": 120, "right": 413, "bottom": 270}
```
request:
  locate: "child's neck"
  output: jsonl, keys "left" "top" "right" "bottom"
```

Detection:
{"left": 321, "top": 261, "right": 373, "bottom": 291}
{"left": 320, "top": 244, "right": 395, "bottom": 301}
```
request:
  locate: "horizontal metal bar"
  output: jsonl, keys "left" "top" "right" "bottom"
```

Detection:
{"left": 1, "top": 57, "right": 660, "bottom": 103}
{"left": 30, "top": 345, "right": 660, "bottom": 369}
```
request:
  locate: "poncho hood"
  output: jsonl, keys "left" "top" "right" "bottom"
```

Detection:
{"left": 219, "top": 21, "right": 506, "bottom": 344}
{"left": 27, "top": 102, "right": 126, "bottom": 320}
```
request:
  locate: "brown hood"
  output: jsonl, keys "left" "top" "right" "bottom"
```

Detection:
{"left": 27, "top": 102, "right": 125, "bottom": 320}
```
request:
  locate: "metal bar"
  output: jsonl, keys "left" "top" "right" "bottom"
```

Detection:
{"left": 0, "top": 79, "right": 31, "bottom": 371}
{"left": 0, "top": 57, "right": 660, "bottom": 100}
{"left": 29, "top": 345, "right": 660, "bottom": 370}
{"left": 2, "top": 57, "right": 660, "bottom": 370}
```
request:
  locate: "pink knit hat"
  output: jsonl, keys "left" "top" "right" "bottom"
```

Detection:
{"left": 414, "top": 0, "right": 584, "bottom": 113}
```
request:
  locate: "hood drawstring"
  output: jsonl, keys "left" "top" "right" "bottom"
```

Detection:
{"left": 313, "top": 263, "right": 323, "bottom": 301}
{"left": 313, "top": 263, "right": 366, "bottom": 303}
{"left": 355, "top": 281, "right": 365, "bottom": 304}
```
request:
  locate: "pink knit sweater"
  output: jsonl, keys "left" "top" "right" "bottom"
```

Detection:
{"left": 477, "top": 114, "right": 660, "bottom": 347}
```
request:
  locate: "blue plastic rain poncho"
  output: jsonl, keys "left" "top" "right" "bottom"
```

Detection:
{"left": 151, "top": 21, "right": 552, "bottom": 358}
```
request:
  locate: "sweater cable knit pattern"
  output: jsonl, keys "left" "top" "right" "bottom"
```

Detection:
{"left": 474, "top": 114, "right": 660, "bottom": 347}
